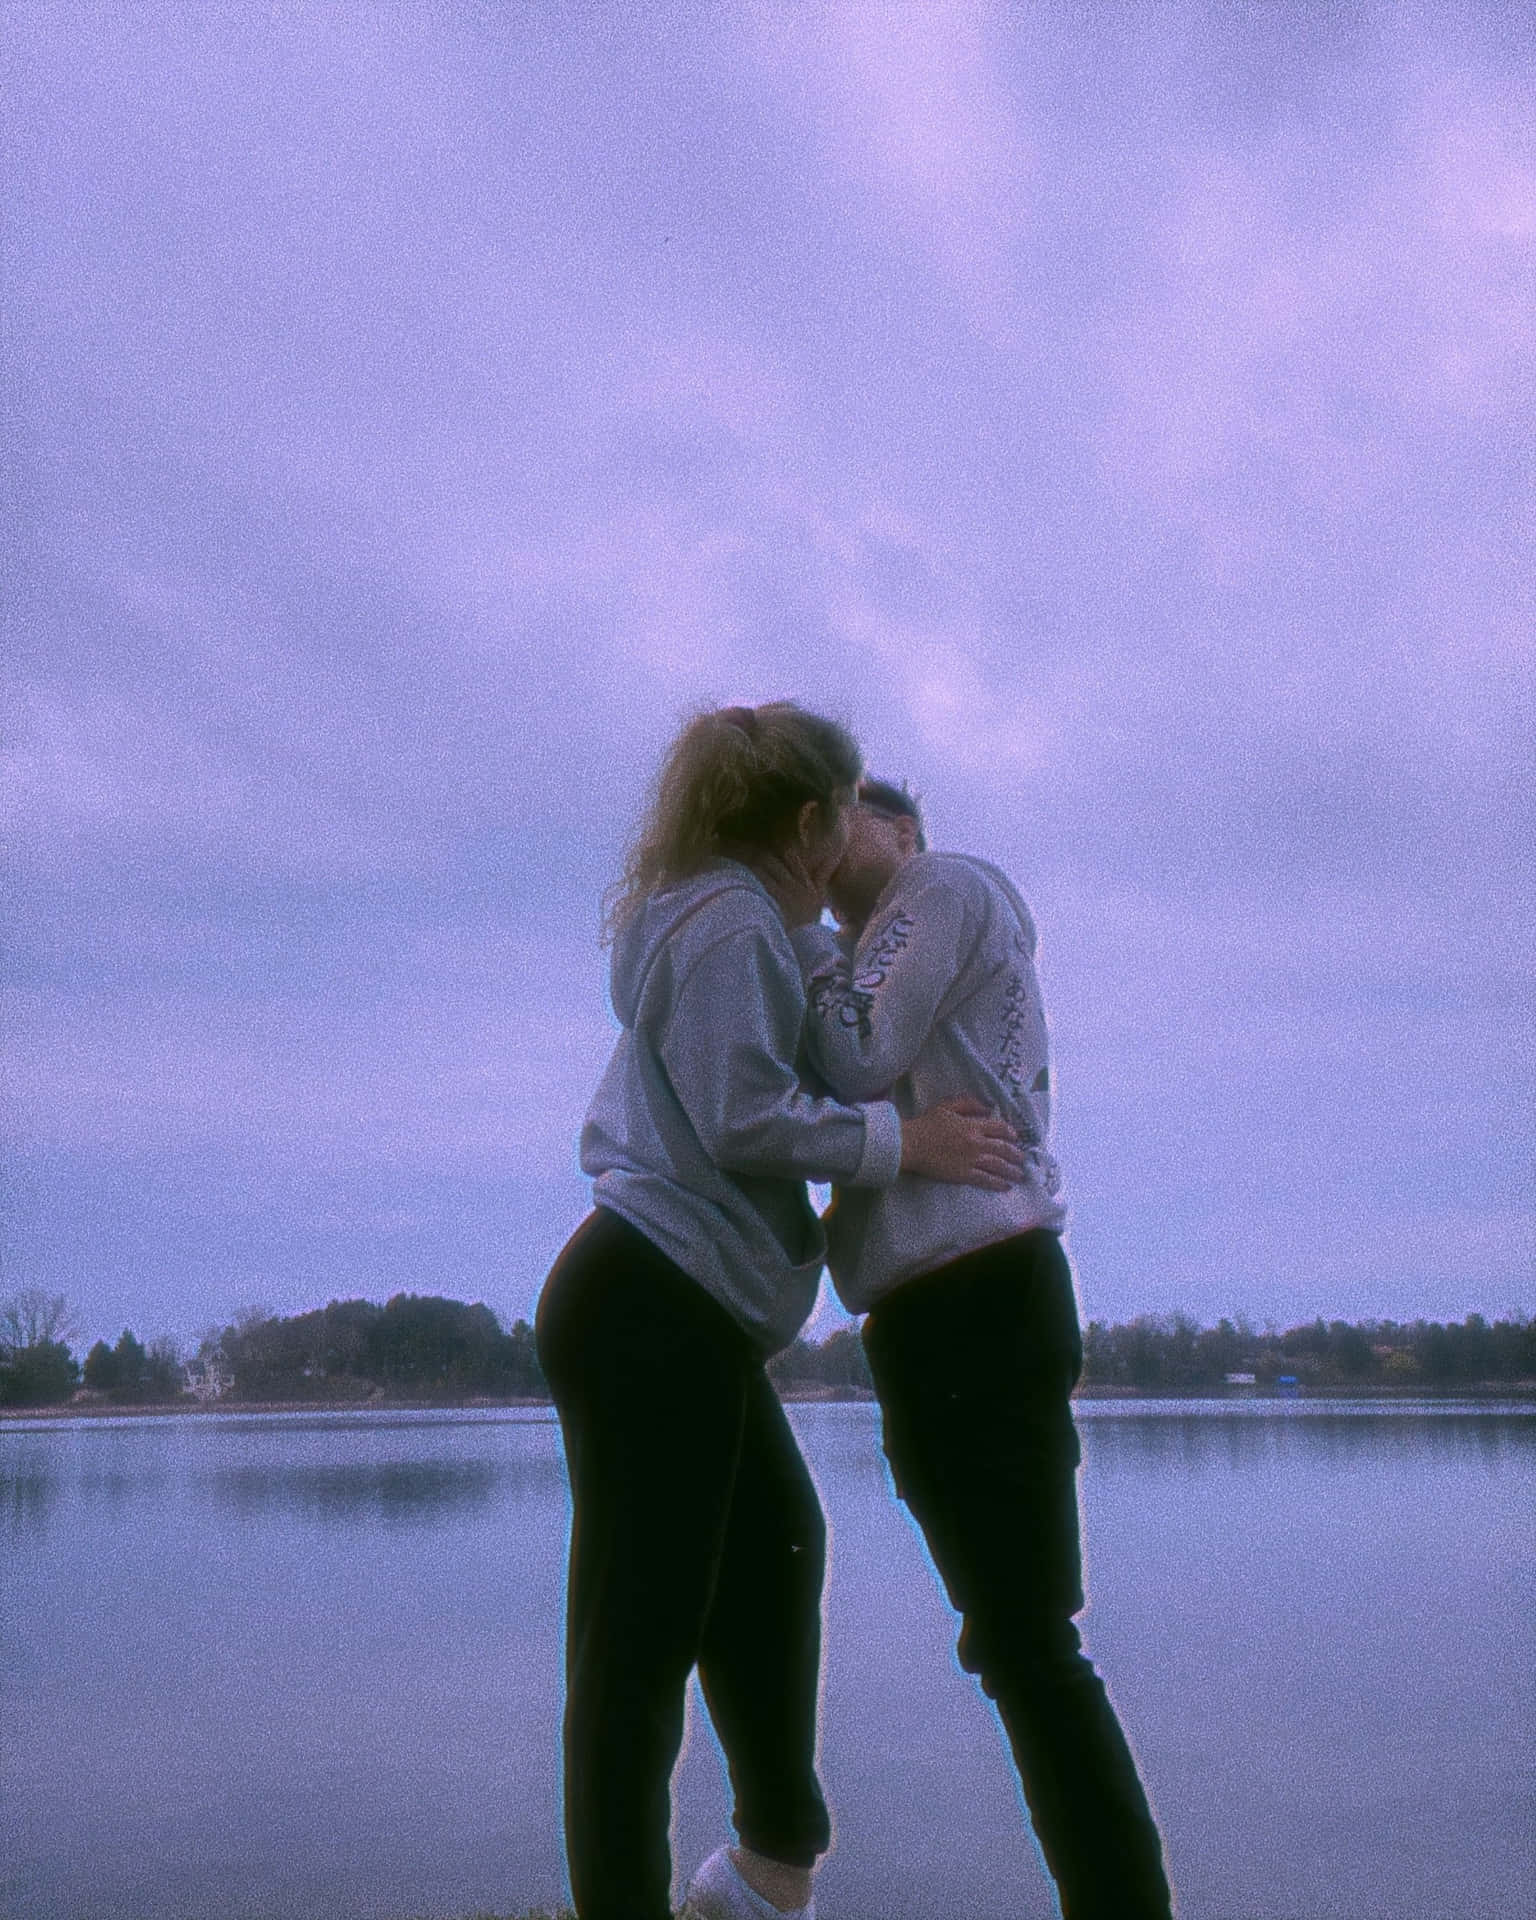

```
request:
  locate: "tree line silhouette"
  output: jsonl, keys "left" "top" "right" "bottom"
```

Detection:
{"left": 773, "top": 1311, "right": 1536, "bottom": 1394}
{"left": 212, "top": 1294, "right": 545, "bottom": 1400}
{"left": 2, "top": 1284, "right": 1532, "bottom": 1407}
{"left": 83, "top": 1329, "right": 185, "bottom": 1401}
{"left": 1077, "top": 1311, "right": 1536, "bottom": 1392}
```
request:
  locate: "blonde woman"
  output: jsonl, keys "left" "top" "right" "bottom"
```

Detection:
{"left": 535, "top": 703, "right": 1023, "bottom": 1920}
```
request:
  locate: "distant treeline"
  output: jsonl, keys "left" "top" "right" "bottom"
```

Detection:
{"left": 210, "top": 1295, "right": 546, "bottom": 1402}
{"left": 0, "top": 1288, "right": 545, "bottom": 1408}
{"left": 2, "top": 1285, "right": 1533, "bottom": 1408}
{"left": 754, "top": 1312, "right": 1536, "bottom": 1395}
{"left": 769, "top": 1327, "right": 872, "bottom": 1394}
{"left": 1078, "top": 1312, "right": 1536, "bottom": 1392}
{"left": 83, "top": 1329, "right": 185, "bottom": 1401}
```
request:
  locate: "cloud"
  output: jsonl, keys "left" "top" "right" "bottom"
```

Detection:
{"left": 3, "top": 1, "right": 1530, "bottom": 1339}
{"left": 2, "top": 928, "right": 614, "bottom": 1176}
{"left": 1096, "top": 68, "right": 1535, "bottom": 512}
{"left": 747, "top": 0, "right": 1031, "bottom": 338}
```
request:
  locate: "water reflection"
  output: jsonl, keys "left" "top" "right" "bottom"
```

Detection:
{"left": 208, "top": 1458, "right": 504, "bottom": 1524}
{"left": 192, "top": 1410, "right": 559, "bottom": 1437}
{"left": 77, "top": 1466, "right": 168, "bottom": 1514}
{"left": 1078, "top": 1405, "right": 1536, "bottom": 1471}
{"left": 3, "top": 1403, "right": 1530, "bottom": 1920}
{"left": 2, "top": 1463, "right": 58, "bottom": 1540}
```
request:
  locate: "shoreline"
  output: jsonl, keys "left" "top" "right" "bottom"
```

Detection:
{"left": 5, "top": 1381, "right": 1535, "bottom": 1420}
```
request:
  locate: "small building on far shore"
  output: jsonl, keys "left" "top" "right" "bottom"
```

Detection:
{"left": 184, "top": 1354, "right": 231, "bottom": 1402}
{"left": 1224, "top": 1372, "right": 1257, "bottom": 1387}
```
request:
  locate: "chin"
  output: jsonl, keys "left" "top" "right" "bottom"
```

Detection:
{"left": 826, "top": 884, "right": 867, "bottom": 928}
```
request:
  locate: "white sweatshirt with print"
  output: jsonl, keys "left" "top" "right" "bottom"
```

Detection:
{"left": 791, "top": 851, "right": 1067, "bottom": 1312}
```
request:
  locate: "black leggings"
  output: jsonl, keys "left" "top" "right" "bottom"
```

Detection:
{"left": 535, "top": 1209, "right": 831, "bottom": 1920}
{"left": 863, "top": 1230, "right": 1175, "bottom": 1920}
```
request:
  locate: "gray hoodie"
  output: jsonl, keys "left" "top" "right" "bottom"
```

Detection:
{"left": 581, "top": 861, "right": 903, "bottom": 1353}
{"left": 791, "top": 851, "right": 1067, "bottom": 1313}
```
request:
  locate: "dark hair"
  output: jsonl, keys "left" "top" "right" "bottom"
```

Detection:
{"left": 605, "top": 702, "right": 862, "bottom": 936}
{"left": 858, "top": 777, "right": 927, "bottom": 852}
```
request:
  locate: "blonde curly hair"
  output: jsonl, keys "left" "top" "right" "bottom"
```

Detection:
{"left": 605, "top": 702, "right": 861, "bottom": 939}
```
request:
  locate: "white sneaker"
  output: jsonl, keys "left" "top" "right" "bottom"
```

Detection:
{"left": 679, "top": 1847, "right": 815, "bottom": 1920}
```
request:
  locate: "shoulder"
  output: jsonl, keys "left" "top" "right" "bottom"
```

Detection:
{"left": 974, "top": 859, "right": 1039, "bottom": 951}
{"left": 851, "top": 856, "right": 983, "bottom": 974}
{"left": 911, "top": 849, "right": 985, "bottom": 891}
{"left": 891, "top": 850, "right": 992, "bottom": 914}
{"left": 669, "top": 874, "right": 794, "bottom": 978}
{"left": 689, "top": 872, "right": 783, "bottom": 941}
{"left": 920, "top": 853, "right": 1037, "bottom": 950}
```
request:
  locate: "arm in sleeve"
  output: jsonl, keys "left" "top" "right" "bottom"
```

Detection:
{"left": 791, "top": 878, "right": 972, "bottom": 1100}
{"left": 659, "top": 927, "right": 902, "bottom": 1188}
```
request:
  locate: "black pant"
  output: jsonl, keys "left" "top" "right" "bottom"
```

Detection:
{"left": 862, "top": 1230, "right": 1174, "bottom": 1920}
{"left": 535, "top": 1209, "right": 832, "bottom": 1920}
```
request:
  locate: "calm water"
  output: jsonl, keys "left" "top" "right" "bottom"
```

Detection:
{"left": 2, "top": 1402, "right": 1531, "bottom": 1920}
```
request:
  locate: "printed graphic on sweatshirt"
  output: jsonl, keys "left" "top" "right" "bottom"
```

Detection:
{"left": 855, "top": 911, "right": 914, "bottom": 994}
{"left": 998, "top": 968, "right": 1035, "bottom": 1101}
{"left": 998, "top": 957, "right": 1053, "bottom": 1176}
{"left": 811, "top": 910, "right": 916, "bottom": 1038}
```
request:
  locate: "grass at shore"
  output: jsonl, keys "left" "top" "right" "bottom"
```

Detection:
{"left": 395, "top": 1910, "right": 574, "bottom": 1920}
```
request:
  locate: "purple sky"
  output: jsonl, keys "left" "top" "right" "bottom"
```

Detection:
{"left": 4, "top": 2, "right": 1532, "bottom": 1352}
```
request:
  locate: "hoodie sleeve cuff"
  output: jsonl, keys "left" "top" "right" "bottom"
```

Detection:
{"left": 851, "top": 1100, "right": 903, "bottom": 1187}
{"left": 789, "top": 921, "right": 843, "bottom": 976}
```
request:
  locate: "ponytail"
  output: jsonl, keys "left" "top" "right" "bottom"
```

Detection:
{"left": 604, "top": 702, "right": 860, "bottom": 938}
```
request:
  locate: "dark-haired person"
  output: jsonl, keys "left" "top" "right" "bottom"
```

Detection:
{"left": 534, "top": 708, "right": 1026, "bottom": 1920}
{"left": 776, "top": 779, "right": 1176, "bottom": 1920}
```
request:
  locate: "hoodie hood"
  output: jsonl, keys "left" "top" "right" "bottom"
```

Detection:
{"left": 608, "top": 862, "right": 768, "bottom": 1028}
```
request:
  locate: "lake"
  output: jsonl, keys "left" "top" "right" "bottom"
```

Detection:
{"left": 2, "top": 1401, "right": 1531, "bottom": 1920}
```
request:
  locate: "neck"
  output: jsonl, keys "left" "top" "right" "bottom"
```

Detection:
{"left": 831, "top": 855, "right": 904, "bottom": 931}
